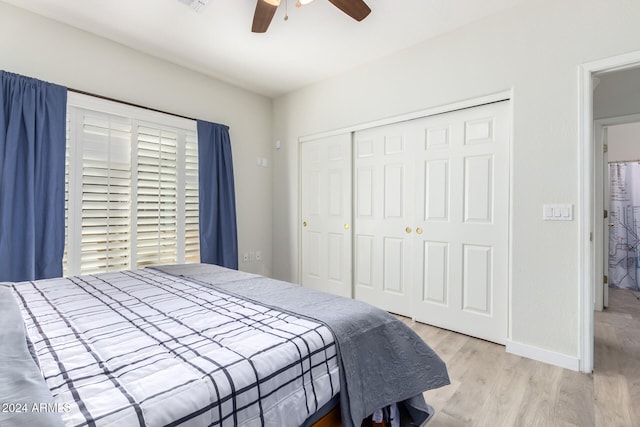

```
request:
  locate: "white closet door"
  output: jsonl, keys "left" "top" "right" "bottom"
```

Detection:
{"left": 354, "top": 122, "right": 415, "bottom": 316}
{"left": 300, "top": 134, "right": 352, "bottom": 298}
{"left": 413, "top": 101, "right": 510, "bottom": 344}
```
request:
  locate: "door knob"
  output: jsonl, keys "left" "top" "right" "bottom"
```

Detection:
{"left": 608, "top": 223, "right": 615, "bottom": 227}
{"left": 405, "top": 226, "right": 412, "bottom": 234}
{"left": 344, "top": 223, "right": 350, "bottom": 230}
{"left": 416, "top": 227, "right": 423, "bottom": 235}
{"left": 303, "top": 221, "right": 308, "bottom": 227}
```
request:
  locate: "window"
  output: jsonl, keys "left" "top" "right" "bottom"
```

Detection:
{"left": 64, "top": 94, "right": 199, "bottom": 276}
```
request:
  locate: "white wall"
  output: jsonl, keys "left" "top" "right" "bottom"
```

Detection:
{"left": 593, "top": 66, "right": 640, "bottom": 162}
{"left": 608, "top": 122, "right": 640, "bottom": 162}
{"left": 0, "top": 2, "right": 274, "bottom": 276}
{"left": 272, "top": 0, "right": 640, "bottom": 360}
{"left": 594, "top": 67, "right": 640, "bottom": 120}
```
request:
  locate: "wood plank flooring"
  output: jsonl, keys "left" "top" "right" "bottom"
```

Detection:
{"left": 398, "top": 288, "right": 640, "bottom": 427}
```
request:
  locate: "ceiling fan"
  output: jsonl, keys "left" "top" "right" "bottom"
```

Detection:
{"left": 251, "top": 0, "right": 371, "bottom": 33}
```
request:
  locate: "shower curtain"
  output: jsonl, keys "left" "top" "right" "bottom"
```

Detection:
{"left": 609, "top": 161, "right": 640, "bottom": 291}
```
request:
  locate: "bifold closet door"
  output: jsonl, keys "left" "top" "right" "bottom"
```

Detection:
{"left": 300, "top": 134, "right": 352, "bottom": 298}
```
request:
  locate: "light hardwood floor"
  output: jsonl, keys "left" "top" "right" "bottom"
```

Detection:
{"left": 399, "top": 288, "right": 640, "bottom": 427}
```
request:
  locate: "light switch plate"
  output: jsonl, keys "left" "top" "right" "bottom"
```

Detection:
{"left": 543, "top": 204, "right": 573, "bottom": 221}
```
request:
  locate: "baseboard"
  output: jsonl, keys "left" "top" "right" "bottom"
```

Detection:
{"left": 506, "top": 339, "right": 580, "bottom": 371}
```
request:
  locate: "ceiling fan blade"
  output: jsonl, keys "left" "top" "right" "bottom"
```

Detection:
{"left": 327, "top": 0, "right": 371, "bottom": 22}
{"left": 252, "top": 0, "right": 278, "bottom": 33}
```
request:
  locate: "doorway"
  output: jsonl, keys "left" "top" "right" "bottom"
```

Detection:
{"left": 594, "top": 118, "right": 640, "bottom": 312}
{"left": 580, "top": 52, "right": 640, "bottom": 373}
{"left": 604, "top": 122, "right": 640, "bottom": 297}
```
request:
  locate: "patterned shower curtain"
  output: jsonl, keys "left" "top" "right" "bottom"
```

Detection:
{"left": 609, "top": 161, "right": 640, "bottom": 291}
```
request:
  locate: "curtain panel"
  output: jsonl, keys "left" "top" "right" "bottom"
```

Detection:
{"left": 0, "top": 71, "right": 67, "bottom": 282}
{"left": 197, "top": 120, "right": 238, "bottom": 269}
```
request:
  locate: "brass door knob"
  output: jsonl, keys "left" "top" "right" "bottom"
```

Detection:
{"left": 416, "top": 227, "right": 423, "bottom": 235}
{"left": 405, "top": 226, "right": 412, "bottom": 234}
{"left": 303, "top": 221, "right": 308, "bottom": 227}
{"left": 344, "top": 223, "right": 350, "bottom": 230}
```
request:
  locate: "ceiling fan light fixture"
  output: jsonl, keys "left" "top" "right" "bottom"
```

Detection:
{"left": 254, "top": 0, "right": 370, "bottom": 33}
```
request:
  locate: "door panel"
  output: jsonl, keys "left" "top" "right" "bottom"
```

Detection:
{"left": 385, "top": 165, "right": 405, "bottom": 218}
{"left": 413, "top": 101, "right": 510, "bottom": 344}
{"left": 301, "top": 134, "right": 352, "bottom": 298}
{"left": 462, "top": 244, "right": 492, "bottom": 314}
{"left": 464, "top": 155, "right": 493, "bottom": 223}
{"left": 383, "top": 237, "right": 405, "bottom": 294}
{"left": 354, "top": 122, "right": 414, "bottom": 316}
{"left": 465, "top": 117, "right": 494, "bottom": 144}
{"left": 327, "top": 232, "right": 345, "bottom": 282}
{"left": 423, "top": 240, "right": 449, "bottom": 305}
{"left": 355, "top": 234, "right": 375, "bottom": 288}
{"left": 356, "top": 167, "right": 374, "bottom": 217}
{"left": 425, "top": 160, "right": 449, "bottom": 221}
{"left": 305, "top": 231, "right": 321, "bottom": 278}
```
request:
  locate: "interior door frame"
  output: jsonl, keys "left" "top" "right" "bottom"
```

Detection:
{"left": 601, "top": 125, "right": 609, "bottom": 311}
{"left": 594, "top": 114, "right": 640, "bottom": 312}
{"left": 579, "top": 50, "right": 640, "bottom": 374}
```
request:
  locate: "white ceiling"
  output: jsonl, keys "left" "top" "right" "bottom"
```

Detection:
{"left": 4, "top": 0, "right": 528, "bottom": 98}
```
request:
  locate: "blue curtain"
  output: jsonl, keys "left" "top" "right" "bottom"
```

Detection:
{"left": 197, "top": 120, "right": 238, "bottom": 269}
{"left": 0, "top": 71, "right": 67, "bottom": 282}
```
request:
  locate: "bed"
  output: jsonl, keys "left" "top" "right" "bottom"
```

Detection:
{"left": 0, "top": 264, "right": 449, "bottom": 427}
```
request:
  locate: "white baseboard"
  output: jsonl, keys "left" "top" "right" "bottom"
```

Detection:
{"left": 506, "top": 339, "right": 580, "bottom": 371}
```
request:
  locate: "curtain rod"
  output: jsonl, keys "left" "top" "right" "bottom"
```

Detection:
{"left": 68, "top": 88, "right": 197, "bottom": 122}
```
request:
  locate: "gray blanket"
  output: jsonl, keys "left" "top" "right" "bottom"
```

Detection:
{"left": 0, "top": 285, "right": 65, "bottom": 427}
{"left": 153, "top": 264, "right": 450, "bottom": 427}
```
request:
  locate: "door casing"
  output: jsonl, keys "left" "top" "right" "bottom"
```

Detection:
{"left": 579, "top": 50, "right": 640, "bottom": 374}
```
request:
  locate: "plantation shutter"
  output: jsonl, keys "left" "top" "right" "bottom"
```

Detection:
{"left": 184, "top": 131, "right": 200, "bottom": 263}
{"left": 64, "top": 102, "right": 199, "bottom": 277}
{"left": 63, "top": 109, "right": 71, "bottom": 272}
{"left": 78, "top": 112, "right": 132, "bottom": 275}
{"left": 135, "top": 125, "right": 178, "bottom": 267}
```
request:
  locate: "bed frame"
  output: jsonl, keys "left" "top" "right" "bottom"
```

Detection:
{"left": 312, "top": 406, "right": 342, "bottom": 427}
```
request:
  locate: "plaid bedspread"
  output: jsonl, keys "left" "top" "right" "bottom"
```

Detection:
{"left": 10, "top": 269, "right": 339, "bottom": 427}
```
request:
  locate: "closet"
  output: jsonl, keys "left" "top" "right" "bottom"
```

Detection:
{"left": 301, "top": 101, "right": 510, "bottom": 344}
